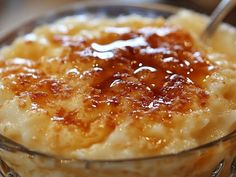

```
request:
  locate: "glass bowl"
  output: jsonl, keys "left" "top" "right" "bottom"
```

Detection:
{"left": 0, "top": 2, "right": 235, "bottom": 177}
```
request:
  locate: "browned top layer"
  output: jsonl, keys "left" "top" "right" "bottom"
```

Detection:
{"left": 0, "top": 26, "right": 215, "bottom": 132}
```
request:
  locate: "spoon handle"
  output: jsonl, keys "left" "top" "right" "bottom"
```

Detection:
{"left": 202, "top": 0, "right": 236, "bottom": 39}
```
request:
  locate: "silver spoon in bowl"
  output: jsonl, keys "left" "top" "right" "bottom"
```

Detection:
{"left": 201, "top": 0, "right": 236, "bottom": 41}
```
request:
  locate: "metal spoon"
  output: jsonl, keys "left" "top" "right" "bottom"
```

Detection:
{"left": 202, "top": 0, "right": 236, "bottom": 40}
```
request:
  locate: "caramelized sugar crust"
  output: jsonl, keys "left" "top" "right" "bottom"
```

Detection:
{"left": 0, "top": 20, "right": 216, "bottom": 156}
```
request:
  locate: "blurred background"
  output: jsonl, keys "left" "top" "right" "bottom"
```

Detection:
{"left": 0, "top": 0, "right": 235, "bottom": 36}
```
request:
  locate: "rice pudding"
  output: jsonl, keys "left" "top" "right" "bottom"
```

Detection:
{"left": 0, "top": 10, "right": 235, "bottom": 161}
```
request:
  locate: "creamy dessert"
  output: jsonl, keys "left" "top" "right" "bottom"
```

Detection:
{"left": 0, "top": 10, "right": 235, "bottom": 162}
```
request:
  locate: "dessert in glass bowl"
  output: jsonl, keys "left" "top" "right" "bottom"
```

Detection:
{"left": 0, "top": 2, "right": 235, "bottom": 177}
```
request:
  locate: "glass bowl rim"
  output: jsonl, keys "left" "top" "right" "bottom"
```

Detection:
{"left": 0, "top": 1, "right": 235, "bottom": 164}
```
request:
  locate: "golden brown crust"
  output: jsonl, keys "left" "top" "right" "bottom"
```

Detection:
{"left": 1, "top": 25, "right": 214, "bottom": 126}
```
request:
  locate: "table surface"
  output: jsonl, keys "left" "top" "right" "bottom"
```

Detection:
{"left": 0, "top": 0, "right": 235, "bottom": 37}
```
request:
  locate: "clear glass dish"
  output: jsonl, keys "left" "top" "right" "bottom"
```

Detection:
{"left": 0, "top": 2, "right": 236, "bottom": 177}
